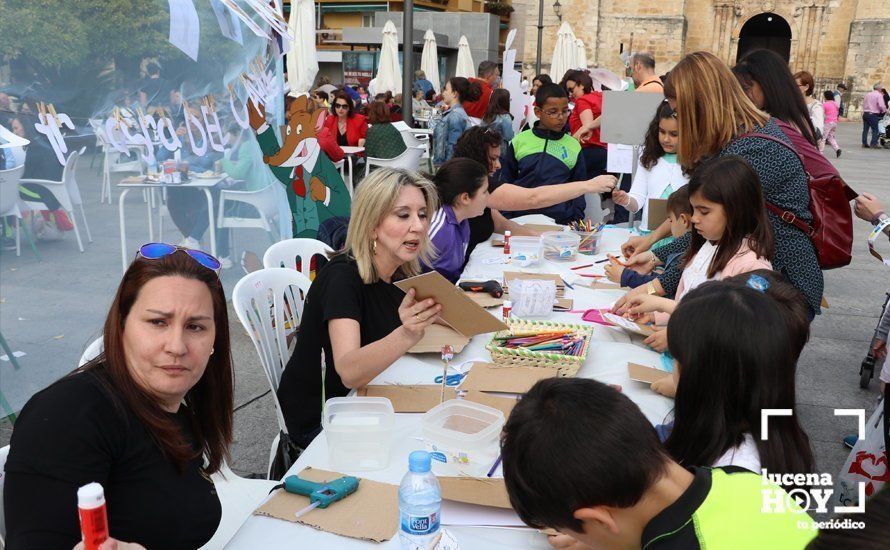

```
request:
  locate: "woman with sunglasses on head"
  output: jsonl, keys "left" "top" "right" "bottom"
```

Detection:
{"left": 277, "top": 168, "right": 442, "bottom": 452}
{"left": 5, "top": 244, "right": 233, "bottom": 549}
{"left": 322, "top": 90, "right": 368, "bottom": 150}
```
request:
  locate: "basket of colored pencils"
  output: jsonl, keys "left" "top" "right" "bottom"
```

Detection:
{"left": 486, "top": 319, "right": 593, "bottom": 376}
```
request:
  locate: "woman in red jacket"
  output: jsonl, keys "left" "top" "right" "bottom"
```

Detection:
{"left": 323, "top": 90, "right": 368, "bottom": 149}
{"left": 565, "top": 70, "right": 607, "bottom": 179}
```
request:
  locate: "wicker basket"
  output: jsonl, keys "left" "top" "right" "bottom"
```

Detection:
{"left": 486, "top": 318, "right": 593, "bottom": 377}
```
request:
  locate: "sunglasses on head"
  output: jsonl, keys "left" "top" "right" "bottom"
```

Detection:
{"left": 137, "top": 242, "right": 221, "bottom": 273}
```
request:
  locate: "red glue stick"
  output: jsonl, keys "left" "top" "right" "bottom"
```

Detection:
{"left": 503, "top": 231, "right": 511, "bottom": 254}
{"left": 78, "top": 482, "right": 109, "bottom": 550}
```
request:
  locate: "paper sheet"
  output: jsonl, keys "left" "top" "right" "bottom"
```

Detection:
{"left": 603, "top": 313, "right": 655, "bottom": 336}
{"left": 606, "top": 143, "right": 634, "bottom": 174}
{"left": 167, "top": 0, "right": 200, "bottom": 61}
{"left": 210, "top": 0, "right": 243, "bottom": 44}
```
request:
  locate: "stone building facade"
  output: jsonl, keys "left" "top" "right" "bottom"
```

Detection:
{"left": 510, "top": 0, "right": 890, "bottom": 114}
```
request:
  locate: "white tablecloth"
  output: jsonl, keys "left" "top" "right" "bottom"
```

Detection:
{"left": 225, "top": 227, "right": 673, "bottom": 549}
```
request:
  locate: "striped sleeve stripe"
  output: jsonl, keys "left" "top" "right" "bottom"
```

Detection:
{"left": 429, "top": 209, "right": 447, "bottom": 238}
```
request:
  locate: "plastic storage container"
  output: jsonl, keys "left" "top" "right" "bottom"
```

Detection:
{"left": 542, "top": 231, "right": 580, "bottom": 261}
{"left": 575, "top": 231, "right": 602, "bottom": 255}
{"left": 509, "top": 236, "right": 543, "bottom": 267}
{"left": 323, "top": 397, "right": 395, "bottom": 471}
{"left": 421, "top": 400, "right": 505, "bottom": 475}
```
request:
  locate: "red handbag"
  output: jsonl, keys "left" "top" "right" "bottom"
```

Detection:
{"left": 742, "top": 132, "right": 857, "bottom": 270}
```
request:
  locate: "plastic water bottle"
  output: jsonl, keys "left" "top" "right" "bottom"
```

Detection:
{"left": 398, "top": 450, "right": 441, "bottom": 549}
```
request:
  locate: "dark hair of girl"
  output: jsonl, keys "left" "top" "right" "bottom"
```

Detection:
{"left": 432, "top": 157, "right": 488, "bottom": 205}
{"left": 684, "top": 155, "right": 775, "bottom": 277}
{"left": 733, "top": 49, "right": 818, "bottom": 146}
{"left": 640, "top": 101, "right": 678, "bottom": 171}
{"left": 329, "top": 90, "right": 355, "bottom": 118}
{"left": 533, "top": 74, "right": 552, "bottom": 87}
{"left": 366, "top": 100, "right": 391, "bottom": 124}
{"left": 666, "top": 282, "right": 815, "bottom": 477}
{"left": 448, "top": 77, "right": 482, "bottom": 103}
{"left": 78, "top": 250, "right": 234, "bottom": 474}
{"left": 822, "top": 90, "right": 835, "bottom": 102}
{"left": 483, "top": 89, "right": 512, "bottom": 124}
{"left": 453, "top": 126, "right": 502, "bottom": 169}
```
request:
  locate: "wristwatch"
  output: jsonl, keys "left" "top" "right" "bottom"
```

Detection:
{"left": 646, "top": 282, "right": 657, "bottom": 296}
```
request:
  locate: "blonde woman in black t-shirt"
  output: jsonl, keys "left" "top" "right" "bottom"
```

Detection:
{"left": 277, "top": 168, "right": 443, "bottom": 449}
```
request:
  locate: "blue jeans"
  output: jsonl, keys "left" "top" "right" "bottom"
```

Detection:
{"left": 863, "top": 113, "right": 881, "bottom": 147}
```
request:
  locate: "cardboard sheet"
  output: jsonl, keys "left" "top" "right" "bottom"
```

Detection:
{"left": 396, "top": 271, "right": 507, "bottom": 338}
{"left": 254, "top": 467, "right": 398, "bottom": 542}
{"left": 439, "top": 477, "right": 513, "bottom": 509}
{"left": 462, "top": 362, "right": 559, "bottom": 393}
{"left": 522, "top": 223, "right": 564, "bottom": 233}
{"left": 646, "top": 198, "right": 669, "bottom": 229}
{"left": 409, "top": 324, "right": 470, "bottom": 354}
{"left": 576, "top": 279, "right": 628, "bottom": 290}
{"left": 358, "top": 385, "right": 454, "bottom": 412}
{"left": 603, "top": 313, "right": 655, "bottom": 336}
{"left": 628, "top": 362, "right": 671, "bottom": 384}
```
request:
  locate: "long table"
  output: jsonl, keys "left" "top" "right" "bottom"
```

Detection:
{"left": 225, "top": 227, "right": 673, "bottom": 549}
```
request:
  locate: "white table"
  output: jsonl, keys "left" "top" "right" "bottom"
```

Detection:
{"left": 225, "top": 227, "right": 673, "bottom": 549}
{"left": 118, "top": 176, "right": 226, "bottom": 272}
{"left": 339, "top": 146, "right": 365, "bottom": 192}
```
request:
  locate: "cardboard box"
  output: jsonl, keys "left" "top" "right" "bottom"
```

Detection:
{"left": 438, "top": 477, "right": 513, "bottom": 509}
{"left": 395, "top": 271, "right": 507, "bottom": 353}
{"left": 646, "top": 198, "right": 669, "bottom": 229}
{"left": 462, "top": 362, "right": 559, "bottom": 393}
{"left": 254, "top": 467, "right": 398, "bottom": 542}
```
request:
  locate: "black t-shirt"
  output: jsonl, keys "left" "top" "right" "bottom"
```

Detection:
{"left": 4, "top": 369, "right": 220, "bottom": 550}
{"left": 466, "top": 207, "right": 495, "bottom": 264}
{"left": 277, "top": 254, "right": 405, "bottom": 436}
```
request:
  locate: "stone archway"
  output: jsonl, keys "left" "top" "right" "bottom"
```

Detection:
{"left": 736, "top": 12, "right": 792, "bottom": 62}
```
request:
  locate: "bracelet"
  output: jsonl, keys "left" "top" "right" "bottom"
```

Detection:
{"left": 872, "top": 211, "right": 886, "bottom": 225}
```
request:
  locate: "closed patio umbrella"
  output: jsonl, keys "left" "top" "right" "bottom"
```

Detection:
{"left": 549, "top": 22, "right": 576, "bottom": 83}
{"left": 286, "top": 0, "right": 318, "bottom": 96}
{"left": 455, "top": 36, "right": 476, "bottom": 79}
{"left": 420, "top": 29, "right": 441, "bottom": 93}
{"left": 575, "top": 38, "right": 587, "bottom": 70}
{"left": 375, "top": 20, "right": 402, "bottom": 95}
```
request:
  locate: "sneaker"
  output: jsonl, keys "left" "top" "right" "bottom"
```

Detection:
{"left": 863, "top": 144, "right": 871, "bottom": 148}
{"left": 218, "top": 256, "right": 234, "bottom": 270}
{"left": 179, "top": 236, "right": 200, "bottom": 249}
{"left": 2, "top": 237, "right": 16, "bottom": 251}
{"left": 836, "top": 149, "right": 842, "bottom": 158}
{"left": 843, "top": 434, "right": 858, "bottom": 449}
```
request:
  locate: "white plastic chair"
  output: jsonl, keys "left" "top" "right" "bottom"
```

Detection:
{"left": 232, "top": 268, "right": 313, "bottom": 477}
{"left": 1, "top": 444, "right": 9, "bottom": 545}
{"left": 262, "top": 238, "right": 334, "bottom": 279}
{"left": 393, "top": 122, "right": 433, "bottom": 172}
{"left": 91, "top": 120, "right": 145, "bottom": 204}
{"left": 200, "top": 461, "right": 278, "bottom": 550}
{"left": 0, "top": 165, "right": 26, "bottom": 256}
{"left": 216, "top": 183, "right": 280, "bottom": 250}
{"left": 79, "top": 336, "right": 104, "bottom": 366}
{"left": 333, "top": 159, "right": 352, "bottom": 197}
{"left": 20, "top": 148, "right": 92, "bottom": 252}
{"left": 364, "top": 145, "right": 425, "bottom": 177}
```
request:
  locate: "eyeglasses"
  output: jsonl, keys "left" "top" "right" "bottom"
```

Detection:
{"left": 334, "top": 103, "right": 349, "bottom": 109}
{"left": 136, "top": 243, "right": 221, "bottom": 273}
{"left": 542, "top": 109, "right": 570, "bottom": 119}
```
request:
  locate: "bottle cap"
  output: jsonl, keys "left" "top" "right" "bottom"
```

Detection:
{"left": 504, "top": 230, "right": 511, "bottom": 236}
{"left": 408, "top": 450, "right": 432, "bottom": 473}
{"left": 77, "top": 482, "right": 105, "bottom": 509}
{"left": 503, "top": 300, "right": 512, "bottom": 308}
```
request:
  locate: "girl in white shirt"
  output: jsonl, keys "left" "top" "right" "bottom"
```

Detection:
{"left": 659, "top": 280, "right": 815, "bottom": 478}
{"left": 613, "top": 102, "right": 689, "bottom": 233}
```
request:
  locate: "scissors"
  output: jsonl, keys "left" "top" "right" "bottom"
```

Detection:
{"left": 434, "top": 372, "right": 467, "bottom": 386}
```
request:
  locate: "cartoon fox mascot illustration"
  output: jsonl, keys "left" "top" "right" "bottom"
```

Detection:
{"left": 247, "top": 96, "right": 350, "bottom": 238}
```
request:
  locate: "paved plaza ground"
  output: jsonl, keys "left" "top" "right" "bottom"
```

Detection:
{"left": 1, "top": 122, "right": 888, "bottom": 484}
